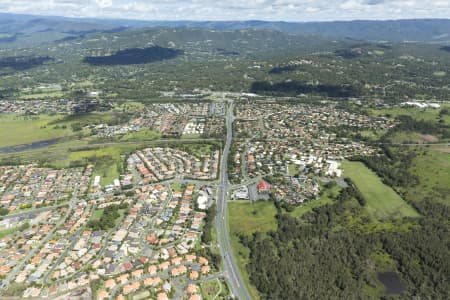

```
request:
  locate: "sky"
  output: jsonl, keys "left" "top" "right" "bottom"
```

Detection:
{"left": 0, "top": 0, "right": 449, "bottom": 22}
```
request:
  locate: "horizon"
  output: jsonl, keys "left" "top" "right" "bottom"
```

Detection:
{"left": 0, "top": 0, "right": 449, "bottom": 22}
{"left": 2, "top": 11, "right": 450, "bottom": 24}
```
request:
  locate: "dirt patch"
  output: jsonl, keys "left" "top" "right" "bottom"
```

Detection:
{"left": 421, "top": 134, "right": 439, "bottom": 143}
{"left": 433, "top": 146, "right": 450, "bottom": 153}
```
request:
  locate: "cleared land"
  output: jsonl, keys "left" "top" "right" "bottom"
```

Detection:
{"left": 343, "top": 161, "right": 419, "bottom": 220}
{"left": 69, "top": 146, "right": 129, "bottom": 186}
{"left": 228, "top": 201, "right": 278, "bottom": 236}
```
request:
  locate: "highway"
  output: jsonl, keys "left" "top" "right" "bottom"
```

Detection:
{"left": 216, "top": 101, "right": 252, "bottom": 300}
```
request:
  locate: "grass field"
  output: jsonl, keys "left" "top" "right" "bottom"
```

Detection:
{"left": 200, "top": 279, "right": 222, "bottom": 300}
{"left": 50, "top": 112, "right": 117, "bottom": 127}
{"left": 343, "top": 161, "right": 419, "bottom": 220}
{"left": 407, "top": 147, "right": 450, "bottom": 204}
{"left": 69, "top": 146, "right": 131, "bottom": 185}
{"left": 19, "top": 91, "right": 65, "bottom": 100}
{"left": 181, "top": 133, "right": 202, "bottom": 139}
{"left": 0, "top": 227, "right": 19, "bottom": 239}
{"left": 370, "top": 105, "right": 450, "bottom": 124}
{"left": 0, "top": 114, "right": 73, "bottom": 147}
{"left": 387, "top": 131, "right": 441, "bottom": 144}
{"left": 289, "top": 185, "right": 341, "bottom": 218}
{"left": 119, "top": 129, "right": 161, "bottom": 142}
{"left": 287, "top": 164, "right": 300, "bottom": 176}
{"left": 182, "top": 144, "right": 215, "bottom": 158}
{"left": 228, "top": 201, "right": 278, "bottom": 300}
{"left": 228, "top": 201, "right": 278, "bottom": 236}
{"left": 92, "top": 209, "right": 104, "bottom": 221}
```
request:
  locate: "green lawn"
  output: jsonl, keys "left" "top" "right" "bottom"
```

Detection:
{"left": 170, "top": 182, "right": 183, "bottom": 192}
{"left": 287, "top": 164, "right": 300, "bottom": 176}
{"left": 343, "top": 161, "right": 419, "bottom": 220}
{"left": 289, "top": 185, "right": 341, "bottom": 218}
{"left": 228, "top": 201, "right": 278, "bottom": 300}
{"left": 0, "top": 114, "right": 74, "bottom": 147}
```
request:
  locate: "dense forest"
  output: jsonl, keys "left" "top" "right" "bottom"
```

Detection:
{"left": 269, "top": 65, "right": 302, "bottom": 74}
{"left": 215, "top": 48, "right": 239, "bottom": 56}
{"left": 87, "top": 203, "right": 128, "bottom": 231}
{"left": 0, "top": 55, "right": 53, "bottom": 70}
{"left": 83, "top": 46, "right": 183, "bottom": 66}
{"left": 244, "top": 129, "right": 450, "bottom": 299}
{"left": 244, "top": 185, "right": 450, "bottom": 299}
{"left": 334, "top": 48, "right": 364, "bottom": 59}
{"left": 387, "top": 115, "right": 450, "bottom": 139}
{"left": 250, "top": 80, "right": 359, "bottom": 98}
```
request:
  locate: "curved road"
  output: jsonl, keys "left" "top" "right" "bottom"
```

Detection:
{"left": 216, "top": 102, "right": 252, "bottom": 300}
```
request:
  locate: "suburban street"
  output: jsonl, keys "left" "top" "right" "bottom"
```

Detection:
{"left": 0, "top": 191, "right": 79, "bottom": 290}
{"left": 216, "top": 102, "right": 252, "bottom": 300}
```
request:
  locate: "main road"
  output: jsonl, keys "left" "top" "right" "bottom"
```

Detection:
{"left": 216, "top": 101, "right": 252, "bottom": 300}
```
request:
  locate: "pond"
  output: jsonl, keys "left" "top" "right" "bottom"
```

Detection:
{"left": 0, "top": 138, "right": 60, "bottom": 154}
{"left": 378, "top": 272, "right": 406, "bottom": 295}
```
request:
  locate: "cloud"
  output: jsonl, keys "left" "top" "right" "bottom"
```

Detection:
{"left": 364, "top": 0, "right": 384, "bottom": 5}
{"left": 0, "top": 0, "right": 449, "bottom": 21}
{"left": 96, "top": 0, "right": 113, "bottom": 8}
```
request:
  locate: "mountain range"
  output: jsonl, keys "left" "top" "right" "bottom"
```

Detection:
{"left": 1, "top": 13, "right": 450, "bottom": 45}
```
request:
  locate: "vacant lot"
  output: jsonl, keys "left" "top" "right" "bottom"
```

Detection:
{"left": 69, "top": 146, "right": 129, "bottom": 185}
{"left": 228, "top": 201, "right": 277, "bottom": 236}
{"left": 343, "top": 161, "right": 419, "bottom": 220}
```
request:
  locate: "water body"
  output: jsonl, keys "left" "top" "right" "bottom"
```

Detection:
{"left": 0, "top": 138, "right": 60, "bottom": 153}
{"left": 378, "top": 272, "right": 406, "bottom": 295}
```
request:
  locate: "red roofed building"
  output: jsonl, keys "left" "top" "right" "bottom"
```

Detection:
{"left": 123, "top": 262, "right": 134, "bottom": 271}
{"left": 257, "top": 180, "right": 270, "bottom": 193}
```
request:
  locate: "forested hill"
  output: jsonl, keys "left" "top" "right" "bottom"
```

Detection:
{"left": 2, "top": 13, "right": 450, "bottom": 44}
{"left": 107, "top": 19, "right": 450, "bottom": 43}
